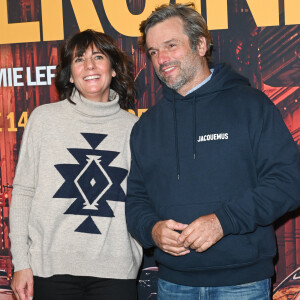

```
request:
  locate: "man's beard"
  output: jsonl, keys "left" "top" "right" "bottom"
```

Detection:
{"left": 155, "top": 54, "right": 201, "bottom": 92}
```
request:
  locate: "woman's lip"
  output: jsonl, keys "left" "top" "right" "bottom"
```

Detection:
{"left": 83, "top": 75, "right": 100, "bottom": 80}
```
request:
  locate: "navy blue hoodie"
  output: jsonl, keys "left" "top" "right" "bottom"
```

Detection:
{"left": 126, "top": 64, "right": 300, "bottom": 286}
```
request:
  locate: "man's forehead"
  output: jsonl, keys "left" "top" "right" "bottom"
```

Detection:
{"left": 146, "top": 16, "right": 184, "bottom": 34}
{"left": 145, "top": 17, "right": 187, "bottom": 47}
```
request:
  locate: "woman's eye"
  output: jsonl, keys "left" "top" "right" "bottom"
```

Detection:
{"left": 94, "top": 55, "right": 103, "bottom": 60}
{"left": 74, "top": 57, "right": 83, "bottom": 63}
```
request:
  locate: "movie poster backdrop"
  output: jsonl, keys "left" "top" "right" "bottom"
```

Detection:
{"left": 0, "top": 0, "right": 299, "bottom": 299}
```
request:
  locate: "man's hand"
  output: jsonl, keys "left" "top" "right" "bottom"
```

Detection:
{"left": 11, "top": 268, "right": 34, "bottom": 300}
{"left": 177, "top": 214, "right": 224, "bottom": 252}
{"left": 152, "top": 220, "right": 190, "bottom": 256}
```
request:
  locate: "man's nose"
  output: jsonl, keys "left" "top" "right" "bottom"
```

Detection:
{"left": 157, "top": 50, "right": 170, "bottom": 65}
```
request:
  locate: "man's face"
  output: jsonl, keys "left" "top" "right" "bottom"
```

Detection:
{"left": 146, "top": 17, "right": 208, "bottom": 96}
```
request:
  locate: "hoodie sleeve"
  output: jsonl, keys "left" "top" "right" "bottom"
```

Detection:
{"left": 9, "top": 109, "right": 41, "bottom": 271}
{"left": 215, "top": 100, "right": 300, "bottom": 236}
{"left": 125, "top": 125, "right": 161, "bottom": 248}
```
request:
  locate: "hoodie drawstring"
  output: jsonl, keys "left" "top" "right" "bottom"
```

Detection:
{"left": 172, "top": 96, "right": 180, "bottom": 180}
{"left": 193, "top": 95, "right": 197, "bottom": 160}
{"left": 173, "top": 94, "right": 197, "bottom": 180}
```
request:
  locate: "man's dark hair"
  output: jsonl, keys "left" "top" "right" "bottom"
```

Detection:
{"left": 55, "top": 29, "right": 135, "bottom": 110}
{"left": 139, "top": 3, "right": 213, "bottom": 63}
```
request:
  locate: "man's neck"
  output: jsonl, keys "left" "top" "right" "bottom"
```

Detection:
{"left": 185, "top": 68, "right": 214, "bottom": 96}
{"left": 177, "top": 63, "right": 211, "bottom": 96}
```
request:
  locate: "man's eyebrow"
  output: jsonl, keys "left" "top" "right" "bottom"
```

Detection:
{"left": 163, "top": 39, "right": 179, "bottom": 44}
{"left": 147, "top": 39, "right": 179, "bottom": 52}
{"left": 147, "top": 46, "right": 156, "bottom": 52}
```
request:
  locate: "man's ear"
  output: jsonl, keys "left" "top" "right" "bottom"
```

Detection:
{"left": 197, "top": 37, "right": 207, "bottom": 57}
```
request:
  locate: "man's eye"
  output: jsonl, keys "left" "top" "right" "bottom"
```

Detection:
{"left": 169, "top": 43, "right": 176, "bottom": 48}
{"left": 149, "top": 51, "right": 157, "bottom": 56}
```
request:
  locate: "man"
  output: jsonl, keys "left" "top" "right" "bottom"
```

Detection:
{"left": 126, "top": 3, "right": 300, "bottom": 299}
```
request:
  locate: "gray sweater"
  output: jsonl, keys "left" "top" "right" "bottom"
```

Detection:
{"left": 9, "top": 90, "right": 142, "bottom": 279}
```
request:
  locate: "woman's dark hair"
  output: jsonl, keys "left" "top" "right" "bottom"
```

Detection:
{"left": 55, "top": 29, "right": 135, "bottom": 110}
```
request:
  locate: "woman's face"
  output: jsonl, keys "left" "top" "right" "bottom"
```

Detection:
{"left": 70, "top": 45, "right": 116, "bottom": 102}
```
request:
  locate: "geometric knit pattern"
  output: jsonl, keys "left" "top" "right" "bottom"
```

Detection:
{"left": 53, "top": 133, "right": 128, "bottom": 234}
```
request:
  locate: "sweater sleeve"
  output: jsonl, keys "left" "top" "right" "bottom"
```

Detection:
{"left": 125, "top": 126, "right": 160, "bottom": 249}
{"left": 215, "top": 102, "right": 300, "bottom": 236}
{"left": 9, "top": 110, "right": 40, "bottom": 271}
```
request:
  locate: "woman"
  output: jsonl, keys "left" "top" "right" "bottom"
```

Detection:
{"left": 10, "top": 29, "right": 142, "bottom": 300}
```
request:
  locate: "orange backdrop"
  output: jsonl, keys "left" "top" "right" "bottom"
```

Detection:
{"left": 0, "top": 1, "right": 299, "bottom": 299}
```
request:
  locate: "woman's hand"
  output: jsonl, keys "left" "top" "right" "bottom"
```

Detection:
{"left": 11, "top": 268, "right": 34, "bottom": 300}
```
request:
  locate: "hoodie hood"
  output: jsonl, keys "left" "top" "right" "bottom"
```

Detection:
{"left": 162, "top": 63, "right": 250, "bottom": 102}
{"left": 161, "top": 63, "right": 250, "bottom": 179}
